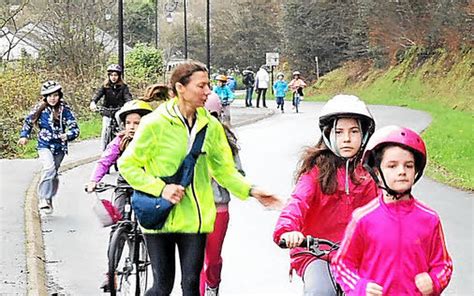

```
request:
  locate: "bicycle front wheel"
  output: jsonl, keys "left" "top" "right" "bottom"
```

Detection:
{"left": 108, "top": 226, "right": 148, "bottom": 296}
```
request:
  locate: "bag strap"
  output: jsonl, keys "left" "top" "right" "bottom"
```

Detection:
{"left": 189, "top": 124, "right": 208, "bottom": 159}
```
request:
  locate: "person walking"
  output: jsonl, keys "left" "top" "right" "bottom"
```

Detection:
{"left": 213, "top": 75, "right": 234, "bottom": 125}
{"left": 273, "top": 94, "right": 378, "bottom": 295}
{"left": 273, "top": 72, "right": 288, "bottom": 113}
{"left": 118, "top": 60, "right": 282, "bottom": 296}
{"left": 332, "top": 125, "right": 453, "bottom": 295}
{"left": 242, "top": 67, "right": 255, "bottom": 107}
{"left": 255, "top": 65, "right": 269, "bottom": 108}
{"left": 89, "top": 64, "right": 132, "bottom": 150}
{"left": 18, "top": 81, "right": 80, "bottom": 214}
{"left": 199, "top": 94, "right": 244, "bottom": 296}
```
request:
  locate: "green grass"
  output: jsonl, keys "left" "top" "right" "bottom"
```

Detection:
{"left": 307, "top": 50, "right": 473, "bottom": 191}
{"left": 17, "top": 116, "right": 102, "bottom": 159}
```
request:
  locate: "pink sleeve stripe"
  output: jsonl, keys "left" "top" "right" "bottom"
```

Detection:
{"left": 435, "top": 224, "right": 453, "bottom": 287}
{"left": 414, "top": 201, "right": 438, "bottom": 217}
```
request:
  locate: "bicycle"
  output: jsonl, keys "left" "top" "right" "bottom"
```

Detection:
{"left": 96, "top": 106, "right": 121, "bottom": 172}
{"left": 90, "top": 182, "right": 151, "bottom": 296}
{"left": 279, "top": 235, "right": 344, "bottom": 296}
{"left": 96, "top": 106, "right": 122, "bottom": 151}
{"left": 292, "top": 88, "right": 302, "bottom": 113}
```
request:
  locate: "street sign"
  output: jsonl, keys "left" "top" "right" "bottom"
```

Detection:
{"left": 266, "top": 52, "right": 279, "bottom": 66}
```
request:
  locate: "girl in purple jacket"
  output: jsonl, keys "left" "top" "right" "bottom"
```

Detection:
{"left": 332, "top": 126, "right": 453, "bottom": 295}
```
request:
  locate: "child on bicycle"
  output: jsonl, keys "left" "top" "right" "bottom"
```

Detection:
{"left": 213, "top": 74, "right": 234, "bottom": 124}
{"left": 273, "top": 94, "right": 378, "bottom": 295}
{"left": 199, "top": 94, "right": 245, "bottom": 296}
{"left": 288, "top": 71, "right": 306, "bottom": 109}
{"left": 332, "top": 125, "right": 453, "bottom": 295}
{"left": 273, "top": 72, "right": 288, "bottom": 113}
{"left": 89, "top": 64, "right": 132, "bottom": 150}
{"left": 86, "top": 99, "right": 153, "bottom": 291}
{"left": 18, "top": 81, "right": 80, "bottom": 214}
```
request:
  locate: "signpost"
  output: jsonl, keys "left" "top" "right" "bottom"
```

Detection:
{"left": 266, "top": 52, "right": 279, "bottom": 94}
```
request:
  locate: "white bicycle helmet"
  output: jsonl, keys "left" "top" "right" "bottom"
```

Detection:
{"left": 40, "top": 80, "right": 62, "bottom": 96}
{"left": 292, "top": 71, "right": 301, "bottom": 76}
{"left": 318, "top": 94, "right": 375, "bottom": 157}
{"left": 115, "top": 100, "right": 153, "bottom": 125}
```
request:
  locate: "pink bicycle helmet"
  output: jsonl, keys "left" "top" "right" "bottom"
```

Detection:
{"left": 205, "top": 92, "right": 223, "bottom": 116}
{"left": 363, "top": 125, "right": 427, "bottom": 185}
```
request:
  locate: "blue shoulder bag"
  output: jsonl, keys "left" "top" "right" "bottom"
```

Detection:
{"left": 131, "top": 125, "right": 208, "bottom": 229}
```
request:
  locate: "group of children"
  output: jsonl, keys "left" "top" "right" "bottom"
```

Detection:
{"left": 274, "top": 95, "right": 453, "bottom": 295}
{"left": 273, "top": 71, "right": 307, "bottom": 113}
{"left": 20, "top": 71, "right": 452, "bottom": 295}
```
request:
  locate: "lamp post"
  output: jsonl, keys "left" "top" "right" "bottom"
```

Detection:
{"left": 183, "top": 0, "right": 188, "bottom": 59}
{"left": 118, "top": 0, "right": 124, "bottom": 72}
{"left": 155, "top": 0, "right": 159, "bottom": 48}
{"left": 206, "top": 0, "right": 210, "bottom": 74}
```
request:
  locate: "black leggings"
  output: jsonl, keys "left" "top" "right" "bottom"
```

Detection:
{"left": 144, "top": 233, "right": 207, "bottom": 296}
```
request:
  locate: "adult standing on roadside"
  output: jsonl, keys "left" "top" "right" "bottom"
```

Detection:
{"left": 255, "top": 65, "right": 269, "bottom": 108}
{"left": 89, "top": 64, "right": 132, "bottom": 150}
{"left": 118, "top": 60, "right": 283, "bottom": 296}
{"left": 242, "top": 66, "right": 255, "bottom": 107}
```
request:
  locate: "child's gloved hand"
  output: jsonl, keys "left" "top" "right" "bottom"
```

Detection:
{"left": 415, "top": 272, "right": 434, "bottom": 295}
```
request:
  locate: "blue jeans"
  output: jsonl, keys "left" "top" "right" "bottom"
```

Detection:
{"left": 37, "top": 148, "right": 65, "bottom": 201}
{"left": 245, "top": 87, "right": 253, "bottom": 106}
{"left": 276, "top": 96, "right": 285, "bottom": 111}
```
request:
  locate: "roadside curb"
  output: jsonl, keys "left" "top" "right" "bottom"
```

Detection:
{"left": 24, "top": 108, "right": 274, "bottom": 294}
{"left": 24, "top": 154, "right": 100, "bottom": 296}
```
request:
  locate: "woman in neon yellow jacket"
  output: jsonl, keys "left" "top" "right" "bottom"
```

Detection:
{"left": 118, "top": 60, "right": 282, "bottom": 296}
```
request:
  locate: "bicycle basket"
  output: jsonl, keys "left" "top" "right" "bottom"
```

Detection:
{"left": 92, "top": 197, "right": 123, "bottom": 227}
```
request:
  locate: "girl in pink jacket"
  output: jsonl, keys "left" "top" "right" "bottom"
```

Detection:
{"left": 332, "top": 125, "right": 453, "bottom": 295}
{"left": 273, "top": 95, "right": 378, "bottom": 295}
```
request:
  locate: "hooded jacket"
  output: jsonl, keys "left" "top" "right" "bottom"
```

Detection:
{"left": 332, "top": 195, "right": 453, "bottom": 295}
{"left": 20, "top": 102, "right": 80, "bottom": 154}
{"left": 91, "top": 82, "right": 132, "bottom": 110}
{"left": 273, "top": 165, "right": 378, "bottom": 276}
{"left": 118, "top": 98, "right": 251, "bottom": 234}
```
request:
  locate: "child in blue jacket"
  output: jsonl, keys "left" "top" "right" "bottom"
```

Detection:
{"left": 18, "top": 81, "right": 80, "bottom": 214}
{"left": 273, "top": 72, "right": 288, "bottom": 113}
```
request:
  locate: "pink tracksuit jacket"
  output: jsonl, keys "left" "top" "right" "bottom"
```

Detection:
{"left": 91, "top": 135, "right": 122, "bottom": 182}
{"left": 332, "top": 194, "right": 453, "bottom": 295}
{"left": 273, "top": 165, "right": 378, "bottom": 276}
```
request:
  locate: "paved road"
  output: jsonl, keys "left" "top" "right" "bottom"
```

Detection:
{"left": 39, "top": 101, "right": 473, "bottom": 295}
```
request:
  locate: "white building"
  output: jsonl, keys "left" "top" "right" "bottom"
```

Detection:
{"left": 0, "top": 23, "right": 131, "bottom": 61}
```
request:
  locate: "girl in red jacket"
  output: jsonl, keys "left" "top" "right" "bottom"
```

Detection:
{"left": 332, "top": 125, "right": 453, "bottom": 295}
{"left": 273, "top": 95, "right": 378, "bottom": 295}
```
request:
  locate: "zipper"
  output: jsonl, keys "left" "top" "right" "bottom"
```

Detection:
{"left": 191, "top": 177, "right": 202, "bottom": 233}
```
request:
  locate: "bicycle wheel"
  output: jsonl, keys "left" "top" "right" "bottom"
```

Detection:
{"left": 134, "top": 234, "right": 151, "bottom": 294}
{"left": 103, "top": 125, "right": 114, "bottom": 151}
{"left": 295, "top": 95, "right": 300, "bottom": 113}
{"left": 108, "top": 226, "right": 141, "bottom": 296}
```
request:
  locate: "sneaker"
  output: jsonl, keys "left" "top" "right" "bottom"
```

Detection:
{"left": 205, "top": 286, "right": 219, "bottom": 296}
{"left": 39, "top": 199, "right": 53, "bottom": 214}
{"left": 100, "top": 274, "right": 110, "bottom": 292}
{"left": 46, "top": 199, "right": 53, "bottom": 214}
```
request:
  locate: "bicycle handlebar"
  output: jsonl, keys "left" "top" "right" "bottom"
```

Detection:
{"left": 278, "top": 235, "right": 339, "bottom": 250}
{"left": 84, "top": 182, "right": 133, "bottom": 193}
